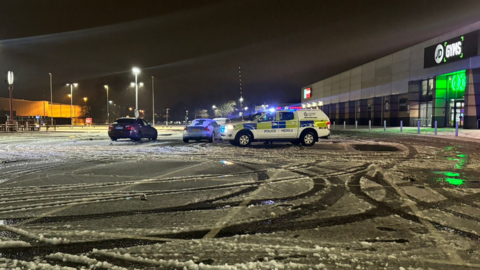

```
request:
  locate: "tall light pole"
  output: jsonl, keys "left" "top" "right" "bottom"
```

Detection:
{"left": 104, "top": 85, "right": 109, "bottom": 124}
{"left": 132, "top": 67, "right": 140, "bottom": 118}
{"left": 49, "top": 73, "right": 53, "bottom": 125}
{"left": 151, "top": 76, "right": 155, "bottom": 126}
{"left": 66, "top": 83, "right": 78, "bottom": 128}
{"left": 166, "top": 108, "right": 169, "bottom": 126}
{"left": 239, "top": 66, "right": 244, "bottom": 120}
{"left": 7, "top": 71, "right": 14, "bottom": 124}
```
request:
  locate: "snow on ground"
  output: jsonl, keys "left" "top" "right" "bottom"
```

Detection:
{"left": 0, "top": 130, "right": 479, "bottom": 269}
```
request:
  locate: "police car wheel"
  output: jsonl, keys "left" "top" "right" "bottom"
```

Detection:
{"left": 183, "top": 138, "right": 189, "bottom": 143}
{"left": 236, "top": 133, "right": 251, "bottom": 147}
{"left": 301, "top": 132, "right": 316, "bottom": 146}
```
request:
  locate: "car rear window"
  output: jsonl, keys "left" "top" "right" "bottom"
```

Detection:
{"left": 192, "top": 120, "right": 208, "bottom": 126}
{"left": 115, "top": 119, "right": 135, "bottom": 124}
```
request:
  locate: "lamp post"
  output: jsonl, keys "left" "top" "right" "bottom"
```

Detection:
{"left": 151, "top": 76, "right": 155, "bottom": 126}
{"left": 166, "top": 108, "right": 169, "bottom": 126}
{"left": 66, "top": 83, "right": 78, "bottom": 128}
{"left": 7, "top": 71, "right": 14, "bottom": 124}
{"left": 83, "top": 97, "right": 88, "bottom": 105}
{"left": 104, "top": 85, "right": 109, "bottom": 124}
{"left": 132, "top": 67, "right": 140, "bottom": 118}
{"left": 49, "top": 73, "right": 53, "bottom": 125}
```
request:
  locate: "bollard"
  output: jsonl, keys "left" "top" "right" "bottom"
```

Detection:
{"left": 333, "top": 121, "right": 335, "bottom": 130}
{"left": 355, "top": 120, "right": 358, "bottom": 130}
{"left": 369, "top": 120, "right": 371, "bottom": 132}
{"left": 417, "top": 120, "right": 420, "bottom": 134}
{"left": 435, "top": 121, "right": 437, "bottom": 135}
{"left": 400, "top": 120, "right": 403, "bottom": 132}
{"left": 344, "top": 121, "right": 346, "bottom": 130}
{"left": 455, "top": 121, "right": 459, "bottom": 137}
{"left": 26, "top": 122, "right": 28, "bottom": 132}
{"left": 383, "top": 120, "right": 386, "bottom": 132}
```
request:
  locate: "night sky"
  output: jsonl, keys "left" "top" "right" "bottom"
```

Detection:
{"left": 1, "top": 0, "right": 480, "bottom": 120}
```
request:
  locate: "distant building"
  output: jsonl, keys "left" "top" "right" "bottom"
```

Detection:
{"left": 0, "top": 97, "right": 82, "bottom": 124}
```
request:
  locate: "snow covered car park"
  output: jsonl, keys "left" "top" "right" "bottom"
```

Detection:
{"left": 0, "top": 129, "right": 479, "bottom": 269}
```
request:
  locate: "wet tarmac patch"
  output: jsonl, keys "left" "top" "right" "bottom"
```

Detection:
{"left": 352, "top": 144, "right": 400, "bottom": 152}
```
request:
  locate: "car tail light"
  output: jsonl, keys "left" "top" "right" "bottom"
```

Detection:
{"left": 327, "top": 121, "right": 331, "bottom": 130}
{"left": 108, "top": 125, "right": 113, "bottom": 130}
{"left": 204, "top": 127, "right": 210, "bottom": 131}
{"left": 184, "top": 126, "right": 188, "bottom": 131}
{"left": 125, "top": 125, "right": 133, "bottom": 131}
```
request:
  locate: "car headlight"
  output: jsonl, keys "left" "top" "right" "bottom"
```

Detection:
{"left": 226, "top": 124, "right": 234, "bottom": 130}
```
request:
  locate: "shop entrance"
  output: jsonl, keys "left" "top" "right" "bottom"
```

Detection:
{"left": 448, "top": 100, "right": 465, "bottom": 127}
{"left": 419, "top": 101, "right": 432, "bottom": 127}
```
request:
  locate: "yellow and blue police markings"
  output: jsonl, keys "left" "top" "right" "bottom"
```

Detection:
{"left": 300, "top": 120, "right": 328, "bottom": 128}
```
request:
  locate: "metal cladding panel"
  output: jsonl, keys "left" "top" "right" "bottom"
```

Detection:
{"left": 361, "top": 86, "right": 375, "bottom": 99}
{"left": 332, "top": 81, "right": 341, "bottom": 95}
{"left": 339, "top": 92, "right": 349, "bottom": 102}
{"left": 375, "top": 83, "right": 392, "bottom": 97}
{"left": 392, "top": 59, "right": 410, "bottom": 74}
{"left": 375, "top": 65, "right": 392, "bottom": 86}
{"left": 349, "top": 88, "right": 361, "bottom": 101}
{"left": 376, "top": 55, "right": 392, "bottom": 68}
{"left": 331, "top": 94, "right": 340, "bottom": 104}
{"left": 324, "top": 83, "right": 332, "bottom": 99}
{"left": 392, "top": 48, "right": 410, "bottom": 63}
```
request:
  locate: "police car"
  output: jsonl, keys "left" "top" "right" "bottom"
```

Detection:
{"left": 221, "top": 109, "right": 330, "bottom": 147}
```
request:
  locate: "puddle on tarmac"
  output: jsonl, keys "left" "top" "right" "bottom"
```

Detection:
{"left": 352, "top": 144, "right": 400, "bottom": 152}
{"left": 431, "top": 147, "right": 469, "bottom": 186}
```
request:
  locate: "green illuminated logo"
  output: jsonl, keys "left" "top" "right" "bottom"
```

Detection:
{"left": 450, "top": 73, "right": 466, "bottom": 92}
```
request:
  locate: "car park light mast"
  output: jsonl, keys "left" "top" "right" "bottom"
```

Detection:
{"left": 66, "top": 83, "right": 78, "bottom": 128}
{"left": 104, "top": 85, "right": 110, "bottom": 124}
{"left": 132, "top": 67, "right": 140, "bottom": 118}
{"left": 6, "top": 71, "right": 14, "bottom": 124}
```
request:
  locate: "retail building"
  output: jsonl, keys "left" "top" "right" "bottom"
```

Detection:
{"left": 301, "top": 22, "right": 480, "bottom": 129}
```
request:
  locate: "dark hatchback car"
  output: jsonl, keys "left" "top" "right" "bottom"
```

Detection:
{"left": 108, "top": 118, "right": 158, "bottom": 141}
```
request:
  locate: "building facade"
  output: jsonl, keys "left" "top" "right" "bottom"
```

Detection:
{"left": 301, "top": 22, "right": 480, "bottom": 129}
{"left": 0, "top": 97, "right": 82, "bottom": 123}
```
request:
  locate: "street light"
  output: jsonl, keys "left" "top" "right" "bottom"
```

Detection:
{"left": 104, "top": 85, "right": 110, "bottom": 124}
{"left": 244, "top": 107, "right": 248, "bottom": 111}
{"left": 132, "top": 67, "right": 140, "bottom": 118}
{"left": 212, "top": 105, "right": 216, "bottom": 109}
{"left": 151, "top": 76, "right": 155, "bottom": 126}
{"left": 83, "top": 97, "right": 88, "bottom": 105}
{"left": 66, "top": 83, "right": 78, "bottom": 128}
{"left": 49, "top": 73, "right": 53, "bottom": 125}
{"left": 166, "top": 108, "right": 170, "bottom": 126}
{"left": 6, "top": 71, "right": 14, "bottom": 124}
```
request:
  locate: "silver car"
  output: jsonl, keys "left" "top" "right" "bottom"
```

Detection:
{"left": 183, "top": 119, "right": 221, "bottom": 143}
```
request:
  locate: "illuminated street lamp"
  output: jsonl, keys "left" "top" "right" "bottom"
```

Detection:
{"left": 6, "top": 71, "right": 14, "bottom": 124}
{"left": 83, "top": 97, "right": 88, "bottom": 105}
{"left": 244, "top": 106, "right": 248, "bottom": 110}
{"left": 212, "top": 105, "right": 216, "bottom": 109}
{"left": 104, "top": 85, "right": 110, "bottom": 124}
{"left": 132, "top": 67, "right": 140, "bottom": 118}
{"left": 66, "top": 83, "right": 78, "bottom": 128}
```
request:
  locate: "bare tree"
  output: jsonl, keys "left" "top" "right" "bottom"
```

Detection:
{"left": 79, "top": 105, "right": 91, "bottom": 118}
{"left": 194, "top": 109, "right": 209, "bottom": 119}
{"left": 214, "top": 100, "right": 236, "bottom": 117}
